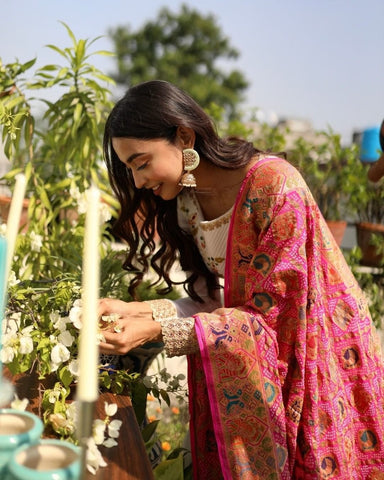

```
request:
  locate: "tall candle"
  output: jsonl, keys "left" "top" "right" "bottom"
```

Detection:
{"left": 77, "top": 186, "right": 100, "bottom": 402}
{"left": 5, "top": 173, "right": 27, "bottom": 281}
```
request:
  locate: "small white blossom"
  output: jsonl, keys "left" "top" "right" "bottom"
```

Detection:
{"left": 48, "top": 389, "right": 60, "bottom": 404}
{"left": 99, "top": 202, "right": 112, "bottom": 223}
{"left": 54, "top": 316, "right": 69, "bottom": 332}
{"left": 49, "top": 413, "right": 74, "bottom": 434}
{"left": 68, "top": 359, "right": 79, "bottom": 377}
{"left": 77, "top": 195, "right": 88, "bottom": 215}
{"left": 69, "top": 300, "right": 82, "bottom": 329}
{"left": 10, "top": 394, "right": 29, "bottom": 411}
{"left": 103, "top": 438, "right": 118, "bottom": 448}
{"left": 58, "top": 330, "right": 74, "bottom": 347}
{"left": 50, "top": 310, "right": 62, "bottom": 325}
{"left": 8, "top": 270, "right": 20, "bottom": 287}
{"left": 30, "top": 231, "right": 43, "bottom": 252}
{"left": 93, "top": 419, "right": 106, "bottom": 445}
{"left": 108, "top": 419, "right": 122, "bottom": 439}
{"left": 69, "top": 184, "right": 82, "bottom": 201}
{"left": 19, "top": 335, "right": 33, "bottom": 354}
{"left": 4, "top": 313, "right": 21, "bottom": 334}
{"left": 1, "top": 345, "right": 15, "bottom": 363}
{"left": 104, "top": 402, "right": 118, "bottom": 417}
{"left": 86, "top": 438, "right": 107, "bottom": 475}
{"left": 51, "top": 343, "right": 70, "bottom": 369}
{"left": 66, "top": 402, "right": 78, "bottom": 424}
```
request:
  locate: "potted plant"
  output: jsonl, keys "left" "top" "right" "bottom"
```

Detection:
{"left": 0, "top": 24, "right": 186, "bottom": 477}
{"left": 347, "top": 158, "right": 384, "bottom": 267}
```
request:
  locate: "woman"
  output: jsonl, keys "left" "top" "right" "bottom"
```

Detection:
{"left": 99, "top": 80, "right": 384, "bottom": 479}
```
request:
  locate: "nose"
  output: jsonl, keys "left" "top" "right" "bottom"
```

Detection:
{"left": 131, "top": 171, "right": 146, "bottom": 189}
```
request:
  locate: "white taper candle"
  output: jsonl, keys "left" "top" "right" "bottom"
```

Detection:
{"left": 5, "top": 173, "right": 27, "bottom": 281}
{"left": 77, "top": 185, "right": 100, "bottom": 402}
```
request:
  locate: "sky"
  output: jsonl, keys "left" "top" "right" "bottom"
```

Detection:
{"left": 1, "top": 0, "right": 383, "bottom": 143}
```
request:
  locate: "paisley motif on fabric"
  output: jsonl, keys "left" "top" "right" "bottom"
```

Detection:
{"left": 187, "top": 157, "right": 384, "bottom": 479}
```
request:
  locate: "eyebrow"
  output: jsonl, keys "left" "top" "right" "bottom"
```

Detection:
{"left": 126, "top": 152, "right": 146, "bottom": 164}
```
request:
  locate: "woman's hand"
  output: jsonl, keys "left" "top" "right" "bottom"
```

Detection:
{"left": 97, "top": 298, "right": 162, "bottom": 355}
{"left": 98, "top": 298, "right": 152, "bottom": 319}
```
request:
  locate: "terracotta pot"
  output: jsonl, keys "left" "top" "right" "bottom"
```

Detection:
{"left": 356, "top": 222, "right": 384, "bottom": 267}
{"left": 326, "top": 220, "right": 347, "bottom": 247}
{"left": 0, "top": 195, "right": 29, "bottom": 232}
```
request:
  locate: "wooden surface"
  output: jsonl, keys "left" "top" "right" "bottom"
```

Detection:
{"left": 4, "top": 368, "right": 154, "bottom": 480}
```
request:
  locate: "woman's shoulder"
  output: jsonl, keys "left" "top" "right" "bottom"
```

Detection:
{"left": 246, "top": 155, "right": 307, "bottom": 193}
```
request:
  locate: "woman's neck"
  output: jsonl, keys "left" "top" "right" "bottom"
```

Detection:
{"left": 192, "top": 155, "right": 260, "bottom": 220}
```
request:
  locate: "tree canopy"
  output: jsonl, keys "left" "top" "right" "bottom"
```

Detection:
{"left": 108, "top": 4, "right": 248, "bottom": 118}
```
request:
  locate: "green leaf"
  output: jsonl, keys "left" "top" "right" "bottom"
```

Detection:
{"left": 141, "top": 419, "right": 159, "bottom": 442}
{"left": 58, "top": 366, "right": 73, "bottom": 388}
{"left": 153, "top": 453, "right": 184, "bottom": 480}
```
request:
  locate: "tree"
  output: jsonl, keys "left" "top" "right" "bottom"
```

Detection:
{"left": 108, "top": 4, "right": 248, "bottom": 118}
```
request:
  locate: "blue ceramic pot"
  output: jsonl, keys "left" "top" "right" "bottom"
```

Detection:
{"left": 5, "top": 439, "right": 81, "bottom": 480}
{"left": 0, "top": 409, "right": 43, "bottom": 475}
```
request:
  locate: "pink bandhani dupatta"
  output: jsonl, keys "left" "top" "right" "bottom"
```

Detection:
{"left": 187, "top": 157, "right": 384, "bottom": 479}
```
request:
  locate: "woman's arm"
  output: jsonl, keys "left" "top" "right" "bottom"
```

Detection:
{"left": 98, "top": 298, "right": 200, "bottom": 357}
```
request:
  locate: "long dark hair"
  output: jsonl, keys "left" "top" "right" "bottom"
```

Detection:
{"left": 103, "top": 80, "right": 259, "bottom": 300}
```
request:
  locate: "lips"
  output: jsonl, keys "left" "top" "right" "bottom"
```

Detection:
{"left": 151, "top": 184, "right": 161, "bottom": 195}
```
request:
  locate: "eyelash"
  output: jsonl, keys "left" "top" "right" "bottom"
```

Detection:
{"left": 137, "top": 162, "right": 148, "bottom": 171}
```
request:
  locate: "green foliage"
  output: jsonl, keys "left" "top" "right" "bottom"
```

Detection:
{"left": 0, "top": 24, "right": 182, "bottom": 468}
{"left": 108, "top": 4, "right": 248, "bottom": 119}
{"left": 347, "top": 160, "right": 384, "bottom": 224}
{"left": 289, "top": 128, "right": 359, "bottom": 221}
{"left": 344, "top": 247, "right": 384, "bottom": 328}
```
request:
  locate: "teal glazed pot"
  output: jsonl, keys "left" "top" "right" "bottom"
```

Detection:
{"left": 0, "top": 409, "right": 44, "bottom": 475}
{"left": 5, "top": 439, "right": 81, "bottom": 480}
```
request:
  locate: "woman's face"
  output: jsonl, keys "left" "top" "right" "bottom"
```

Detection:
{"left": 112, "top": 137, "right": 185, "bottom": 200}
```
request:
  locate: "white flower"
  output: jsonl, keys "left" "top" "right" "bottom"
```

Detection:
{"left": 51, "top": 343, "right": 70, "bottom": 366}
{"left": 58, "top": 330, "right": 74, "bottom": 347}
{"left": 30, "top": 231, "right": 43, "bottom": 252}
{"left": 48, "top": 389, "right": 60, "bottom": 404}
{"left": 54, "top": 316, "right": 69, "bottom": 332}
{"left": 4, "top": 313, "right": 21, "bottom": 334}
{"left": 99, "top": 202, "right": 112, "bottom": 223}
{"left": 92, "top": 419, "right": 106, "bottom": 445}
{"left": 10, "top": 394, "right": 28, "bottom": 411}
{"left": 1, "top": 346, "right": 15, "bottom": 363}
{"left": 49, "top": 413, "right": 74, "bottom": 434}
{"left": 86, "top": 438, "right": 107, "bottom": 475}
{"left": 104, "top": 402, "right": 117, "bottom": 417}
{"left": 19, "top": 335, "right": 33, "bottom": 354}
{"left": 69, "top": 301, "right": 82, "bottom": 329}
{"left": 68, "top": 359, "right": 79, "bottom": 377}
{"left": 108, "top": 419, "right": 122, "bottom": 439}
{"left": 69, "top": 184, "right": 82, "bottom": 201}
{"left": 66, "top": 402, "right": 78, "bottom": 424}
{"left": 103, "top": 438, "right": 118, "bottom": 448}
{"left": 8, "top": 270, "right": 20, "bottom": 287}
{"left": 77, "top": 194, "right": 88, "bottom": 215}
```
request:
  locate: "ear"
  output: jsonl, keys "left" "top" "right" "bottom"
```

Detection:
{"left": 176, "top": 126, "right": 196, "bottom": 149}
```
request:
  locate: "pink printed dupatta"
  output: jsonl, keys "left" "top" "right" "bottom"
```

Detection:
{"left": 187, "top": 157, "right": 384, "bottom": 480}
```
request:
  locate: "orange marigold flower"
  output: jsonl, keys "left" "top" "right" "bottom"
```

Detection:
{"left": 161, "top": 441, "right": 171, "bottom": 451}
{"left": 147, "top": 394, "right": 155, "bottom": 402}
{"left": 148, "top": 415, "right": 157, "bottom": 423}
{"left": 171, "top": 406, "right": 180, "bottom": 415}
{"left": 156, "top": 407, "right": 162, "bottom": 413}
